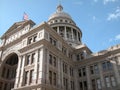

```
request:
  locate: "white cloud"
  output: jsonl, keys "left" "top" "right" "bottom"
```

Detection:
{"left": 103, "top": 0, "right": 117, "bottom": 4}
{"left": 115, "top": 34, "right": 120, "bottom": 40}
{"left": 93, "top": 0, "right": 117, "bottom": 4}
{"left": 109, "top": 34, "right": 120, "bottom": 42}
{"left": 107, "top": 7, "right": 120, "bottom": 21}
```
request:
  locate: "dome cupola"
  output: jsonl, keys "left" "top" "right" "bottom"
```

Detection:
{"left": 48, "top": 4, "right": 82, "bottom": 47}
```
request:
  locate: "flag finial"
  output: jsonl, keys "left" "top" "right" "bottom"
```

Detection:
{"left": 23, "top": 12, "right": 29, "bottom": 21}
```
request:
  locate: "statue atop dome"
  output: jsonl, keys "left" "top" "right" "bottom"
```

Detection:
{"left": 57, "top": 4, "right": 63, "bottom": 12}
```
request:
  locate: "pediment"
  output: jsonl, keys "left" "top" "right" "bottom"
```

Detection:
{"left": 5, "top": 21, "right": 27, "bottom": 35}
{"left": 1, "top": 20, "right": 35, "bottom": 39}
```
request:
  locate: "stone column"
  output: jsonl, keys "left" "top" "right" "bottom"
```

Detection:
{"left": 112, "top": 58, "right": 120, "bottom": 85}
{"left": 38, "top": 47, "right": 45, "bottom": 84}
{"left": 57, "top": 57, "right": 61, "bottom": 88}
{"left": 27, "top": 70, "right": 30, "bottom": 85}
{"left": 71, "top": 28, "right": 74, "bottom": 41}
{"left": 74, "top": 68, "right": 79, "bottom": 90}
{"left": 34, "top": 50, "right": 38, "bottom": 84}
{"left": 14, "top": 56, "right": 22, "bottom": 88}
{"left": 57, "top": 26, "right": 59, "bottom": 34}
{"left": 86, "top": 66, "right": 92, "bottom": 90}
{"left": 98, "top": 63, "right": 106, "bottom": 89}
{"left": 19, "top": 55, "right": 26, "bottom": 87}
{"left": 60, "top": 59, "right": 64, "bottom": 89}
{"left": 64, "top": 26, "right": 67, "bottom": 40}
{"left": 45, "top": 49, "right": 49, "bottom": 84}
{"left": 76, "top": 31, "right": 78, "bottom": 41}
{"left": 68, "top": 65, "right": 71, "bottom": 90}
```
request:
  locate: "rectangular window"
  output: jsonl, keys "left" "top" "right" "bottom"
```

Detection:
{"left": 94, "top": 65, "right": 99, "bottom": 74}
{"left": 63, "top": 77, "right": 68, "bottom": 90}
{"left": 78, "top": 69, "right": 82, "bottom": 77}
{"left": 49, "top": 36, "right": 57, "bottom": 46}
{"left": 92, "top": 79, "right": 96, "bottom": 90}
{"left": 30, "top": 70, "right": 34, "bottom": 83}
{"left": 53, "top": 40, "right": 56, "bottom": 46}
{"left": 63, "top": 77, "right": 65, "bottom": 86}
{"left": 65, "top": 64, "right": 67, "bottom": 74}
{"left": 82, "top": 68, "right": 86, "bottom": 76}
{"left": 71, "top": 81, "right": 74, "bottom": 90}
{"left": 53, "top": 56, "right": 56, "bottom": 67}
{"left": 84, "top": 81, "right": 88, "bottom": 90}
{"left": 110, "top": 76, "right": 116, "bottom": 87}
{"left": 66, "top": 78, "right": 68, "bottom": 90}
{"left": 62, "top": 46, "right": 67, "bottom": 55}
{"left": 90, "top": 66, "right": 94, "bottom": 74}
{"left": 49, "top": 71, "right": 52, "bottom": 85}
{"left": 105, "top": 76, "right": 110, "bottom": 87}
{"left": 33, "top": 35, "right": 37, "bottom": 42}
{"left": 80, "top": 53, "right": 84, "bottom": 60}
{"left": 49, "top": 54, "right": 52, "bottom": 65}
{"left": 25, "top": 71, "right": 29, "bottom": 84}
{"left": 97, "top": 78, "right": 102, "bottom": 89}
{"left": 70, "top": 67, "right": 74, "bottom": 77}
{"left": 28, "top": 34, "right": 37, "bottom": 44}
{"left": 31, "top": 53, "right": 35, "bottom": 64}
{"left": 102, "top": 62, "right": 107, "bottom": 71}
{"left": 63, "top": 62, "right": 67, "bottom": 74}
{"left": 28, "top": 37, "right": 32, "bottom": 44}
{"left": 53, "top": 72, "right": 56, "bottom": 86}
{"left": 107, "top": 61, "right": 112, "bottom": 70}
{"left": 26, "top": 55, "right": 30, "bottom": 65}
{"left": 79, "top": 82, "right": 83, "bottom": 90}
{"left": 50, "top": 37, "right": 52, "bottom": 44}
{"left": 77, "top": 54, "right": 80, "bottom": 61}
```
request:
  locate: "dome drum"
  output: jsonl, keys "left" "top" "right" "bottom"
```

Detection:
{"left": 51, "top": 25, "right": 82, "bottom": 44}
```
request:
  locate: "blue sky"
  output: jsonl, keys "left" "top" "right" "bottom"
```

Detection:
{"left": 0, "top": 0, "right": 120, "bottom": 52}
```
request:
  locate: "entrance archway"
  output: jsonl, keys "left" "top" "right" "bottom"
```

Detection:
{"left": 0, "top": 53, "right": 18, "bottom": 90}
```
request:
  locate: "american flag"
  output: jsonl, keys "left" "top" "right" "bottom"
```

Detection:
{"left": 23, "top": 12, "right": 29, "bottom": 21}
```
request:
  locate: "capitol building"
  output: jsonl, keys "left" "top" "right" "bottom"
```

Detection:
{"left": 0, "top": 4, "right": 120, "bottom": 90}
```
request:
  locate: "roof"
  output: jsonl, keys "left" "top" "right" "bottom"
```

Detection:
{"left": 48, "top": 4, "right": 72, "bottom": 20}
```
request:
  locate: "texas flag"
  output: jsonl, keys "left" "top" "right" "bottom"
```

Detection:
{"left": 23, "top": 12, "right": 29, "bottom": 21}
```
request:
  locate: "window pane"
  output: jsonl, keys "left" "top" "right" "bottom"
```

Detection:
{"left": 111, "top": 76, "right": 116, "bottom": 86}
{"left": 26, "top": 55, "right": 30, "bottom": 65}
{"left": 25, "top": 71, "right": 29, "bottom": 84}
{"left": 31, "top": 53, "right": 35, "bottom": 64}
{"left": 97, "top": 79, "right": 101, "bottom": 89}
{"left": 105, "top": 77, "right": 110, "bottom": 87}
{"left": 49, "top": 71, "right": 52, "bottom": 85}
{"left": 102, "top": 62, "right": 107, "bottom": 70}
{"left": 49, "top": 54, "right": 52, "bottom": 65}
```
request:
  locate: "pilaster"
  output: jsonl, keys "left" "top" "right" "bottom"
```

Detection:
{"left": 57, "top": 57, "right": 61, "bottom": 88}
{"left": 45, "top": 49, "right": 49, "bottom": 84}
{"left": 38, "top": 47, "right": 45, "bottom": 84}
{"left": 14, "top": 56, "right": 22, "bottom": 88}
{"left": 19, "top": 55, "right": 25, "bottom": 87}
{"left": 64, "top": 26, "right": 67, "bottom": 40}
{"left": 34, "top": 50, "right": 38, "bottom": 84}
{"left": 98, "top": 63, "right": 106, "bottom": 89}
{"left": 71, "top": 28, "right": 74, "bottom": 41}
{"left": 86, "top": 66, "right": 92, "bottom": 90}
{"left": 112, "top": 58, "right": 120, "bottom": 85}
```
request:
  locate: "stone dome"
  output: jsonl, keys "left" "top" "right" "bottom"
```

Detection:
{"left": 48, "top": 4, "right": 72, "bottom": 20}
